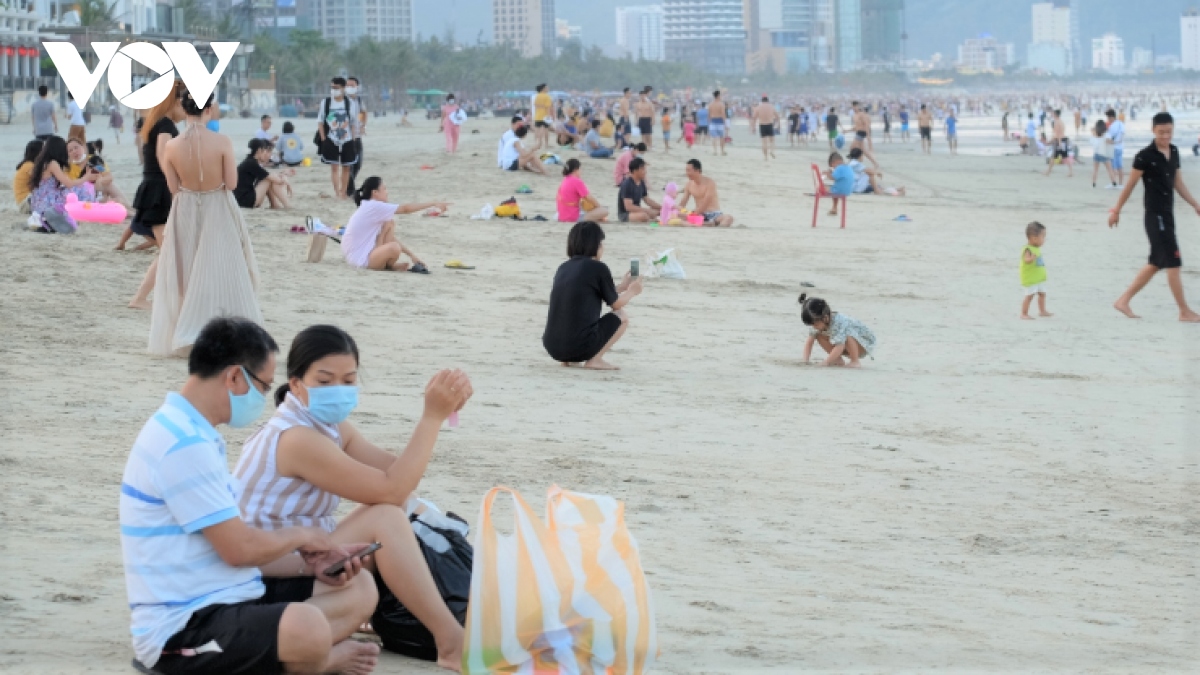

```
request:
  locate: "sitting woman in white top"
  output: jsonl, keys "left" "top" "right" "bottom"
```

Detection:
{"left": 340, "top": 176, "right": 447, "bottom": 272}
{"left": 234, "top": 325, "right": 473, "bottom": 671}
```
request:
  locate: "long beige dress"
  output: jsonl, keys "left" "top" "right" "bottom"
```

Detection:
{"left": 148, "top": 185, "right": 262, "bottom": 356}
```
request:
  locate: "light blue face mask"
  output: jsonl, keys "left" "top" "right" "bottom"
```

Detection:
{"left": 228, "top": 367, "right": 267, "bottom": 428}
{"left": 304, "top": 384, "right": 359, "bottom": 425}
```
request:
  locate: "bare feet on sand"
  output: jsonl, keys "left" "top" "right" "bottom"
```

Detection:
{"left": 1020, "top": 314, "right": 1033, "bottom": 320}
{"left": 583, "top": 357, "right": 619, "bottom": 371}
{"left": 436, "top": 635, "right": 464, "bottom": 672}
{"left": 324, "top": 640, "right": 380, "bottom": 675}
{"left": 846, "top": 360, "right": 862, "bottom": 368}
{"left": 128, "top": 298, "right": 151, "bottom": 310}
{"left": 1113, "top": 301, "right": 1140, "bottom": 319}
{"left": 1180, "top": 310, "right": 1200, "bottom": 323}
{"left": 1039, "top": 311, "right": 1054, "bottom": 317}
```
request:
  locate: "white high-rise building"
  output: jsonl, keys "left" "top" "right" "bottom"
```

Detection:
{"left": 663, "top": 0, "right": 745, "bottom": 74}
{"left": 958, "top": 36, "right": 1014, "bottom": 73}
{"left": 1091, "top": 33, "right": 1124, "bottom": 72}
{"left": 1182, "top": 9, "right": 1200, "bottom": 71}
{"left": 616, "top": 5, "right": 665, "bottom": 61}
{"left": 1028, "top": 1, "right": 1072, "bottom": 75}
{"left": 1131, "top": 47, "right": 1153, "bottom": 70}
{"left": 494, "top": 0, "right": 557, "bottom": 57}
{"left": 309, "top": 0, "right": 414, "bottom": 48}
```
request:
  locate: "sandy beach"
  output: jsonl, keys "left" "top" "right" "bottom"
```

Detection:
{"left": 1, "top": 110, "right": 1197, "bottom": 674}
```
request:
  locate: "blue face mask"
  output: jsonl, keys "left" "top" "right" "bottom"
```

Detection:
{"left": 206, "top": 119, "right": 220, "bottom": 132}
{"left": 228, "top": 367, "right": 267, "bottom": 428}
{"left": 304, "top": 384, "right": 359, "bottom": 425}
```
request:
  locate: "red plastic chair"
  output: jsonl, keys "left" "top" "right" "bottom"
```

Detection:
{"left": 810, "top": 163, "right": 847, "bottom": 228}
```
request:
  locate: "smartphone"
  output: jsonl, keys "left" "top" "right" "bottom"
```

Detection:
{"left": 322, "top": 542, "right": 382, "bottom": 577}
{"left": 631, "top": 258, "right": 640, "bottom": 278}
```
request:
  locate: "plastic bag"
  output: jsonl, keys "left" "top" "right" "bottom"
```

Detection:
{"left": 652, "top": 248, "right": 686, "bottom": 280}
{"left": 463, "top": 486, "right": 658, "bottom": 675}
{"left": 470, "top": 203, "right": 494, "bottom": 220}
{"left": 372, "top": 499, "right": 472, "bottom": 661}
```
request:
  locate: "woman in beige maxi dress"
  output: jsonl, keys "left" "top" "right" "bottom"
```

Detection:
{"left": 149, "top": 89, "right": 263, "bottom": 356}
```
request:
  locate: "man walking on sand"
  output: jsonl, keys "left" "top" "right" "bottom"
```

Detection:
{"left": 1106, "top": 108, "right": 1127, "bottom": 188}
{"left": 31, "top": 85, "right": 57, "bottom": 140}
{"left": 852, "top": 102, "right": 873, "bottom": 154}
{"left": 709, "top": 91, "right": 728, "bottom": 156}
{"left": 635, "top": 89, "right": 655, "bottom": 150}
{"left": 918, "top": 104, "right": 933, "bottom": 155}
{"left": 1045, "top": 109, "right": 1072, "bottom": 177}
{"left": 1107, "top": 112, "right": 1200, "bottom": 322}
{"left": 677, "top": 159, "right": 734, "bottom": 227}
{"left": 616, "top": 87, "right": 632, "bottom": 147}
{"left": 753, "top": 96, "right": 778, "bottom": 161}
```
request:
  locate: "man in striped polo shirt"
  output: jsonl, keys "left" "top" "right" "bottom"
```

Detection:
{"left": 120, "top": 317, "right": 380, "bottom": 675}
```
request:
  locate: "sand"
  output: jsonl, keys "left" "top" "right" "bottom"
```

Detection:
{"left": 1, "top": 111, "right": 1197, "bottom": 674}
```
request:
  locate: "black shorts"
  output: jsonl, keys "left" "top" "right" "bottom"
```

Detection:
{"left": 919, "top": 126, "right": 932, "bottom": 140}
{"left": 697, "top": 125, "right": 708, "bottom": 135}
{"left": 546, "top": 312, "right": 624, "bottom": 363}
{"left": 617, "top": 116, "right": 630, "bottom": 134}
{"left": 151, "top": 579, "right": 314, "bottom": 675}
{"left": 1146, "top": 212, "right": 1182, "bottom": 268}
{"left": 638, "top": 117, "right": 652, "bottom": 135}
{"left": 759, "top": 124, "right": 775, "bottom": 137}
{"left": 855, "top": 130, "right": 867, "bottom": 139}
{"left": 535, "top": 120, "right": 550, "bottom": 129}
{"left": 319, "top": 139, "right": 357, "bottom": 166}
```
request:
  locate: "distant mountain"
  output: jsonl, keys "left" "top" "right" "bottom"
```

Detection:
{"left": 413, "top": 0, "right": 1195, "bottom": 59}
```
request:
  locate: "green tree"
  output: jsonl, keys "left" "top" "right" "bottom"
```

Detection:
{"left": 78, "top": 0, "right": 120, "bottom": 30}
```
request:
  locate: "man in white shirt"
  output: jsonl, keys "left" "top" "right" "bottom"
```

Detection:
{"left": 65, "top": 92, "right": 87, "bottom": 145}
{"left": 1105, "top": 108, "right": 1126, "bottom": 187}
{"left": 121, "top": 317, "right": 378, "bottom": 675}
{"left": 498, "top": 115, "right": 525, "bottom": 168}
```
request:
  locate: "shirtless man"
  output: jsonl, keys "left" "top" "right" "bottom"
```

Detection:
{"left": 753, "top": 96, "right": 779, "bottom": 161}
{"left": 917, "top": 104, "right": 934, "bottom": 155}
{"left": 677, "top": 159, "right": 734, "bottom": 227}
{"left": 709, "top": 91, "right": 728, "bottom": 156}
{"left": 852, "top": 102, "right": 873, "bottom": 153}
{"left": 634, "top": 90, "right": 656, "bottom": 150}
{"left": 1045, "top": 109, "right": 1073, "bottom": 177}
{"left": 616, "top": 88, "right": 632, "bottom": 147}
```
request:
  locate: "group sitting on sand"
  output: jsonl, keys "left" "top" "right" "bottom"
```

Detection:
{"left": 122, "top": 317, "right": 471, "bottom": 675}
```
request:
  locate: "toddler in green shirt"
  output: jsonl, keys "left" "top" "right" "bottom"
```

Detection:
{"left": 1021, "top": 221, "right": 1052, "bottom": 319}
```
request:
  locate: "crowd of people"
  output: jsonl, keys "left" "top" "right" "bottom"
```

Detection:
{"left": 9, "top": 76, "right": 1200, "bottom": 675}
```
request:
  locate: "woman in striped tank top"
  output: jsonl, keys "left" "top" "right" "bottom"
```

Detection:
{"left": 235, "top": 325, "right": 472, "bottom": 672}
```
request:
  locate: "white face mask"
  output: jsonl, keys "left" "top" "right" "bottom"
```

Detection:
{"left": 345, "top": 86, "right": 358, "bottom": 96}
{"left": 331, "top": 88, "right": 342, "bottom": 98}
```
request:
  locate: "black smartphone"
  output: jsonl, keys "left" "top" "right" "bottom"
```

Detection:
{"left": 322, "top": 542, "right": 382, "bottom": 577}
{"left": 631, "top": 258, "right": 640, "bottom": 277}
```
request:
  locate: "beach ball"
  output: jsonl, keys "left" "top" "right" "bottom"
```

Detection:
{"left": 302, "top": 157, "right": 312, "bottom": 167}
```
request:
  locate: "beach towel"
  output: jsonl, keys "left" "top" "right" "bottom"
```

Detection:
{"left": 463, "top": 486, "right": 658, "bottom": 675}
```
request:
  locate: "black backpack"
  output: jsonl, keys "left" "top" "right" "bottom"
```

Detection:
{"left": 371, "top": 510, "right": 472, "bottom": 661}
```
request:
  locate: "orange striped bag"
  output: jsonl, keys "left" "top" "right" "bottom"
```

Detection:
{"left": 463, "top": 486, "right": 658, "bottom": 674}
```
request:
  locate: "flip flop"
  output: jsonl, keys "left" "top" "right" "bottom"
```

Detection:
{"left": 419, "top": 165, "right": 436, "bottom": 170}
{"left": 304, "top": 215, "right": 314, "bottom": 233}
{"left": 444, "top": 259, "right": 475, "bottom": 270}
{"left": 893, "top": 215, "right": 912, "bottom": 222}
{"left": 409, "top": 263, "right": 431, "bottom": 274}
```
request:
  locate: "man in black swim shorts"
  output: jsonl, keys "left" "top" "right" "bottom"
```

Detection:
{"left": 1108, "top": 112, "right": 1200, "bottom": 321}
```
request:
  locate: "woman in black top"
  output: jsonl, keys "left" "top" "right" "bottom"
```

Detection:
{"left": 542, "top": 221, "right": 644, "bottom": 370}
{"left": 128, "top": 82, "right": 185, "bottom": 308}
{"left": 234, "top": 138, "right": 293, "bottom": 209}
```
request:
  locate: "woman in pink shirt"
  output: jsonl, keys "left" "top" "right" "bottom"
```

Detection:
{"left": 557, "top": 158, "right": 608, "bottom": 223}
{"left": 438, "top": 94, "right": 462, "bottom": 154}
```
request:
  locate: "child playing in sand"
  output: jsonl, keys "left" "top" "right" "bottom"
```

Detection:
{"left": 799, "top": 294, "right": 876, "bottom": 367}
{"left": 1020, "top": 221, "right": 1052, "bottom": 320}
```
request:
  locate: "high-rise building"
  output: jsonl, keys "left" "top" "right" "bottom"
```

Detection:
{"left": 663, "top": 0, "right": 746, "bottom": 75}
{"left": 494, "top": 0, "right": 557, "bottom": 58}
{"left": 1068, "top": 0, "right": 1082, "bottom": 73}
{"left": 832, "top": 0, "right": 860, "bottom": 71}
{"left": 860, "top": 0, "right": 903, "bottom": 63}
{"left": 1091, "top": 33, "right": 1124, "bottom": 72}
{"left": 297, "top": 0, "right": 409, "bottom": 46}
{"left": 745, "top": 0, "right": 840, "bottom": 74}
{"left": 1130, "top": 47, "right": 1153, "bottom": 70}
{"left": 615, "top": 5, "right": 666, "bottom": 62}
{"left": 1028, "top": 1, "right": 1072, "bottom": 75}
{"left": 1182, "top": 9, "right": 1200, "bottom": 70}
{"left": 957, "top": 35, "right": 1014, "bottom": 73}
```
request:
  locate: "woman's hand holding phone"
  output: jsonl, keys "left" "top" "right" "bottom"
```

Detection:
{"left": 302, "top": 542, "right": 376, "bottom": 587}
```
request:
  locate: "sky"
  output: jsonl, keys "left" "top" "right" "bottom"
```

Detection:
{"left": 413, "top": 0, "right": 1192, "bottom": 59}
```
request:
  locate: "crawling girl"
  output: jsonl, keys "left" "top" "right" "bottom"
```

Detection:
{"left": 799, "top": 294, "right": 877, "bottom": 367}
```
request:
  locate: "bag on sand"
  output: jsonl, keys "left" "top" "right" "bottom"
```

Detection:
{"left": 494, "top": 198, "right": 521, "bottom": 218}
{"left": 652, "top": 248, "right": 686, "bottom": 280}
{"left": 372, "top": 499, "right": 472, "bottom": 661}
{"left": 463, "top": 486, "right": 658, "bottom": 675}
